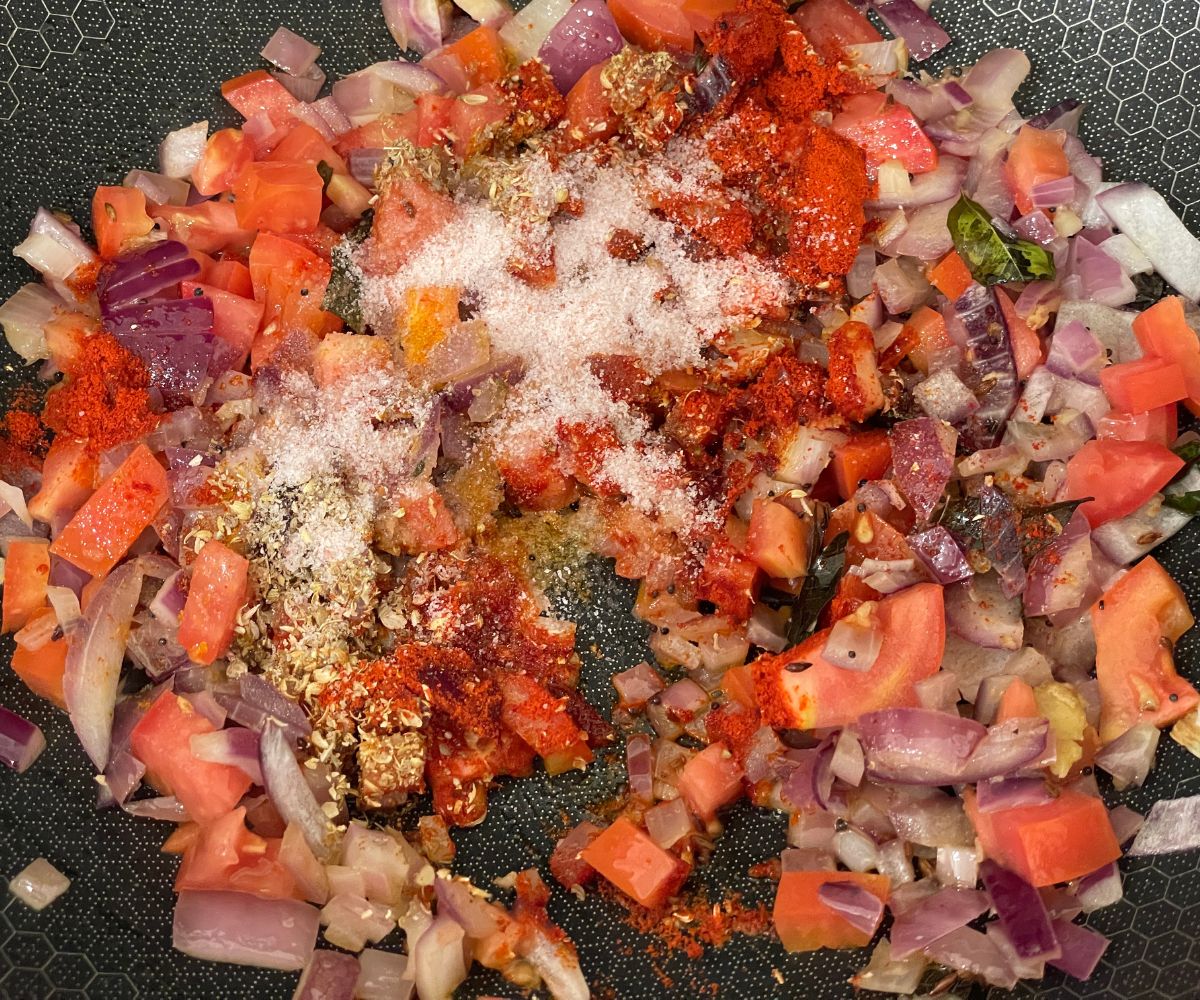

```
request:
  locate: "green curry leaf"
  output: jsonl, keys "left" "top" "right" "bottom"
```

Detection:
{"left": 947, "top": 194, "right": 1057, "bottom": 287}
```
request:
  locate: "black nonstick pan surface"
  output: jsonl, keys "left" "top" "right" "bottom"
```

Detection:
{"left": 1, "top": 1, "right": 1199, "bottom": 997}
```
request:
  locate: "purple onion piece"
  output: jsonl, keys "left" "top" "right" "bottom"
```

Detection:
{"left": 980, "top": 859, "right": 1060, "bottom": 960}
{"left": 952, "top": 286, "right": 1020, "bottom": 451}
{"left": 173, "top": 890, "right": 319, "bottom": 971}
{"left": 975, "top": 776, "right": 1053, "bottom": 813}
{"left": 0, "top": 705, "right": 46, "bottom": 773}
{"left": 889, "top": 416, "right": 955, "bottom": 521}
{"left": 1047, "top": 919, "right": 1109, "bottom": 981}
{"left": 261, "top": 26, "right": 322, "bottom": 76}
{"left": 816, "top": 881, "right": 884, "bottom": 937}
{"left": 978, "top": 485, "right": 1026, "bottom": 599}
{"left": 260, "top": 723, "right": 334, "bottom": 860}
{"left": 239, "top": 673, "right": 312, "bottom": 737}
{"left": 889, "top": 886, "right": 990, "bottom": 960}
{"left": 294, "top": 950, "right": 360, "bottom": 1000}
{"left": 537, "top": 0, "right": 623, "bottom": 94}
{"left": 626, "top": 734, "right": 653, "bottom": 802}
{"left": 871, "top": 0, "right": 950, "bottom": 61}
{"left": 909, "top": 526, "right": 973, "bottom": 584}
{"left": 98, "top": 240, "right": 199, "bottom": 311}
{"left": 1128, "top": 795, "right": 1200, "bottom": 857}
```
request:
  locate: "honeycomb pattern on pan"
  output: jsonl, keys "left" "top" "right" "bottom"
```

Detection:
{"left": 1, "top": 0, "right": 1200, "bottom": 998}
{"left": 0, "top": 0, "right": 114, "bottom": 121}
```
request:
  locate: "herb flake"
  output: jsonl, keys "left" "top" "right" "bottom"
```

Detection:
{"left": 948, "top": 194, "right": 1057, "bottom": 286}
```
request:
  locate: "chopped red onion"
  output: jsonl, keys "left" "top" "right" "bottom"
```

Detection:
{"left": 909, "top": 526, "right": 973, "bottom": 585}
{"left": 8, "top": 858, "right": 71, "bottom": 911}
{"left": 1067, "top": 236, "right": 1137, "bottom": 308}
{"left": 124, "top": 168, "right": 190, "bottom": 207}
{"left": 889, "top": 416, "right": 956, "bottom": 520}
{"left": 498, "top": 0, "right": 572, "bottom": 62}
{"left": 817, "top": 880, "right": 884, "bottom": 937}
{"left": 975, "top": 776, "right": 1053, "bottom": 814}
{"left": 747, "top": 604, "right": 789, "bottom": 653}
{"left": 14, "top": 208, "right": 98, "bottom": 283}
{"left": 952, "top": 286, "right": 1021, "bottom": 451}
{"left": 889, "top": 886, "right": 990, "bottom": 959}
{"left": 935, "top": 845, "right": 978, "bottom": 888}
{"left": 0, "top": 282, "right": 62, "bottom": 363}
{"left": 844, "top": 38, "right": 907, "bottom": 78}
{"left": 871, "top": 0, "right": 949, "bottom": 61}
{"left": 830, "top": 730, "right": 865, "bottom": 786}
{"left": 913, "top": 671, "right": 959, "bottom": 713}
{"left": 962, "top": 48, "right": 1030, "bottom": 112}
{"left": 262, "top": 26, "right": 322, "bottom": 75}
{"left": 858, "top": 708, "right": 983, "bottom": 784}
{"left": 645, "top": 797, "right": 694, "bottom": 850}
{"left": 945, "top": 573, "right": 1023, "bottom": 651}
{"left": 311, "top": 96, "right": 352, "bottom": 136}
{"left": 294, "top": 950, "right": 360, "bottom": 1000}
{"left": 320, "top": 893, "right": 395, "bottom": 952}
{"left": 341, "top": 822, "right": 430, "bottom": 905}
{"left": 382, "top": 0, "right": 446, "bottom": 53}
{"left": 190, "top": 727, "right": 264, "bottom": 785}
{"left": 1128, "top": 795, "right": 1200, "bottom": 857}
{"left": 1073, "top": 862, "right": 1122, "bottom": 914}
{"left": 925, "top": 924, "right": 1018, "bottom": 989}
{"left": 1047, "top": 919, "right": 1108, "bottom": 981}
{"left": 626, "top": 734, "right": 653, "bottom": 802}
{"left": 981, "top": 859, "right": 1060, "bottom": 960}
{"left": 892, "top": 196, "right": 957, "bottom": 259}
{"left": 356, "top": 949, "right": 413, "bottom": 1000}
{"left": 823, "top": 614, "right": 882, "bottom": 671}
{"left": 411, "top": 916, "right": 468, "bottom": 999}
{"left": 64, "top": 560, "right": 143, "bottom": 770}
{"left": 833, "top": 825, "right": 880, "bottom": 873}
{"left": 1095, "top": 721, "right": 1158, "bottom": 791}
{"left": 537, "top": 0, "right": 623, "bottom": 94}
{"left": 913, "top": 368, "right": 979, "bottom": 423}
{"left": 159, "top": 121, "right": 209, "bottom": 179}
{"left": 260, "top": 723, "right": 334, "bottom": 861}
{"left": 173, "top": 890, "right": 319, "bottom": 971}
{"left": 612, "top": 660, "right": 664, "bottom": 709}
{"left": 851, "top": 940, "right": 927, "bottom": 994}
{"left": 1024, "top": 515, "right": 1092, "bottom": 618}
{"left": 278, "top": 824, "right": 330, "bottom": 906}
{"left": 237, "top": 673, "right": 312, "bottom": 740}
{"left": 123, "top": 795, "right": 190, "bottom": 821}
{"left": 1096, "top": 183, "right": 1200, "bottom": 302}
{"left": 0, "top": 705, "right": 45, "bottom": 773}
{"left": 1030, "top": 175, "right": 1078, "bottom": 209}
{"left": 1014, "top": 210, "right": 1064, "bottom": 249}
{"left": 274, "top": 67, "right": 326, "bottom": 103}
{"left": 774, "top": 424, "right": 845, "bottom": 487}
{"left": 1107, "top": 804, "right": 1143, "bottom": 846}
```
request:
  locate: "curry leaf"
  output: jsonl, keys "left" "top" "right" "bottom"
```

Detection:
{"left": 1163, "top": 491, "right": 1200, "bottom": 516}
{"left": 785, "top": 531, "right": 849, "bottom": 646}
{"left": 322, "top": 209, "right": 374, "bottom": 334}
{"left": 948, "top": 194, "right": 1057, "bottom": 286}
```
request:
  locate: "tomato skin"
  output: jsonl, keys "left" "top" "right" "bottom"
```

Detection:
{"left": 964, "top": 787, "right": 1120, "bottom": 887}
{"left": 233, "top": 162, "right": 324, "bottom": 234}
{"left": 677, "top": 742, "right": 744, "bottom": 821}
{"left": 429, "top": 25, "right": 507, "bottom": 90}
{"left": 92, "top": 186, "right": 154, "bottom": 259}
{"left": 130, "top": 690, "right": 253, "bottom": 824}
{"left": 791, "top": 0, "right": 881, "bottom": 63}
{"left": 832, "top": 95, "right": 938, "bottom": 176}
{"left": 1065, "top": 439, "right": 1184, "bottom": 528}
{"left": 1004, "top": 125, "right": 1070, "bottom": 215}
{"left": 50, "top": 444, "right": 169, "bottom": 577}
{"left": 581, "top": 817, "right": 691, "bottom": 908}
{"left": 10, "top": 611, "right": 68, "bottom": 707}
{"left": 192, "top": 129, "right": 253, "bottom": 197}
{"left": 831, "top": 429, "right": 892, "bottom": 501}
{"left": 608, "top": 0, "right": 695, "bottom": 53}
{"left": 2, "top": 539, "right": 51, "bottom": 633}
{"left": 177, "top": 540, "right": 249, "bottom": 665}
{"left": 774, "top": 871, "right": 889, "bottom": 952}
{"left": 450, "top": 86, "right": 511, "bottom": 159}
{"left": 247, "top": 233, "right": 338, "bottom": 351}
{"left": 1099, "top": 356, "right": 1187, "bottom": 413}
{"left": 1092, "top": 556, "right": 1198, "bottom": 742}
{"left": 755, "top": 582, "right": 944, "bottom": 729}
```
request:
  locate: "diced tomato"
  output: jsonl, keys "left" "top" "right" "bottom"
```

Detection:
{"left": 581, "top": 817, "right": 691, "bottom": 908}
{"left": 1099, "top": 356, "right": 1187, "bottom": 413}
{"left": 608, "top": 0, "right": 695, "bottom": 53}
{"left": 1132, "top": 295, "right": 1200, "bottom": 410}
{"left": 831, "top": 429, "right": 892, "bottom": 501}
{"left": 180, "top": 281, "right": 264, "bottom": 371}
{"left": 2, "top": 539, "right": 51, "bottom": 634}
{"left": 450, "top": 86, "right": 511, "bottom": 160}
{"left": 826, "top": 320, "right": 884, "bottom": 423}
{"left": 206, "top": 259, "right": 254, "bottom": 298}
{"left": 774, "top": 871, "right": 889, "bottom": 952}
{"left": 564, "top": 63, "right": 620, "bottom": 146}
{"left": 28, "top": 435, "right": 96, "bottom": 526}
{"left": 1005, "top": 125, "right": 1070, "bottom": 216}
{"left": 928, "top": 251, "right": 974, "bottom": 302}
{"left": 994, "top": 677, "right": 1039, "bottom": 724}
{"left": 248, "top": 232, "right": 324, "bottom": 299}
{"left": 1092, "top": 556, "right": 1197, "bottom": 742}
{"left": 832, "top": 95, "right": 938, "bottom": 177}
{"left": 312, "top": 333, "right": 394, "bottom": 387}
{"left": 746, "top": 500, "right": 811, "bottom": 579}
{"left": 175, "top": 807, "right": 300, "bottom": 900}
{"left": 497, "top": 435, "right": 579, "bottom": 512}
{"left": 247, "top": 233, "right": 338, "bottom": 352}
{"left": 192, "top": 129, "right": 253, "bottom": 197}
{"left": 548, "top": 821, "right": 601, "bottom": 891}
{"left": 500, "top": 673, "right": 592, "bottom": 774}
{"left": 335, "top": 112, "right": 420, "bottom": 155}
{"left": 10, "top": 612, "right": 68, "bottom": 707}
{"left": 697, "top": 537, "right": 760, "bottom": 622}
{"left": 364, "top": 176, "right": 457, "bottom": 275}
{"left": 416, "top": 93, "right": 455, "bottom": 147}
{"left": 151, "top": 201, "right": 255, "bottom": 255}
{"left": 380, "top": 485, "right": 460, "bottom": 555}
{"left": 963, "top": 787, "right": 1120, "bottom": 887}
{"left": 824, "top": 572, "right": 881, "bottom": 626}
{"left": 1065, "top": 439, "right": 1184, "bottom": 527}
{"left": 50, "top": 443, "right": 169, "bottom": 577}
{"left": 221, "top": 69, "right": 299, "bottom": 129}
{"left": 91, "top": 187, "right": 154, "bottom": 260}
{"left": 266, "top": 122, "right": 349, "bottom": 174}
{"left": 233, "top": 162, "right": 324, "bottom": 234}
{"left": 428, "top": 26, "right": 507, "bottom": 91}
{"left": 677, "top": 742, "right": 744, "bottom": 821}
{"left": 791, "top": 0, "right": 881, "bottom": 63}
{"left": 1096, "top": 407, "right": 1177, "bottom": 446}
{"left": 756, "top": 582, "right": 944, "bottom": 729}
{"left": 177, "top": 540, "right": 249, "bottom": 665}
{"left": 130, "top": 689, "right": 253, "bottom": 824}
{"left": 995, "top": 289, "right": 1042, "bottom": 379}
{"left": 681, "top": 0, "right": 738, "bottom": 35}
